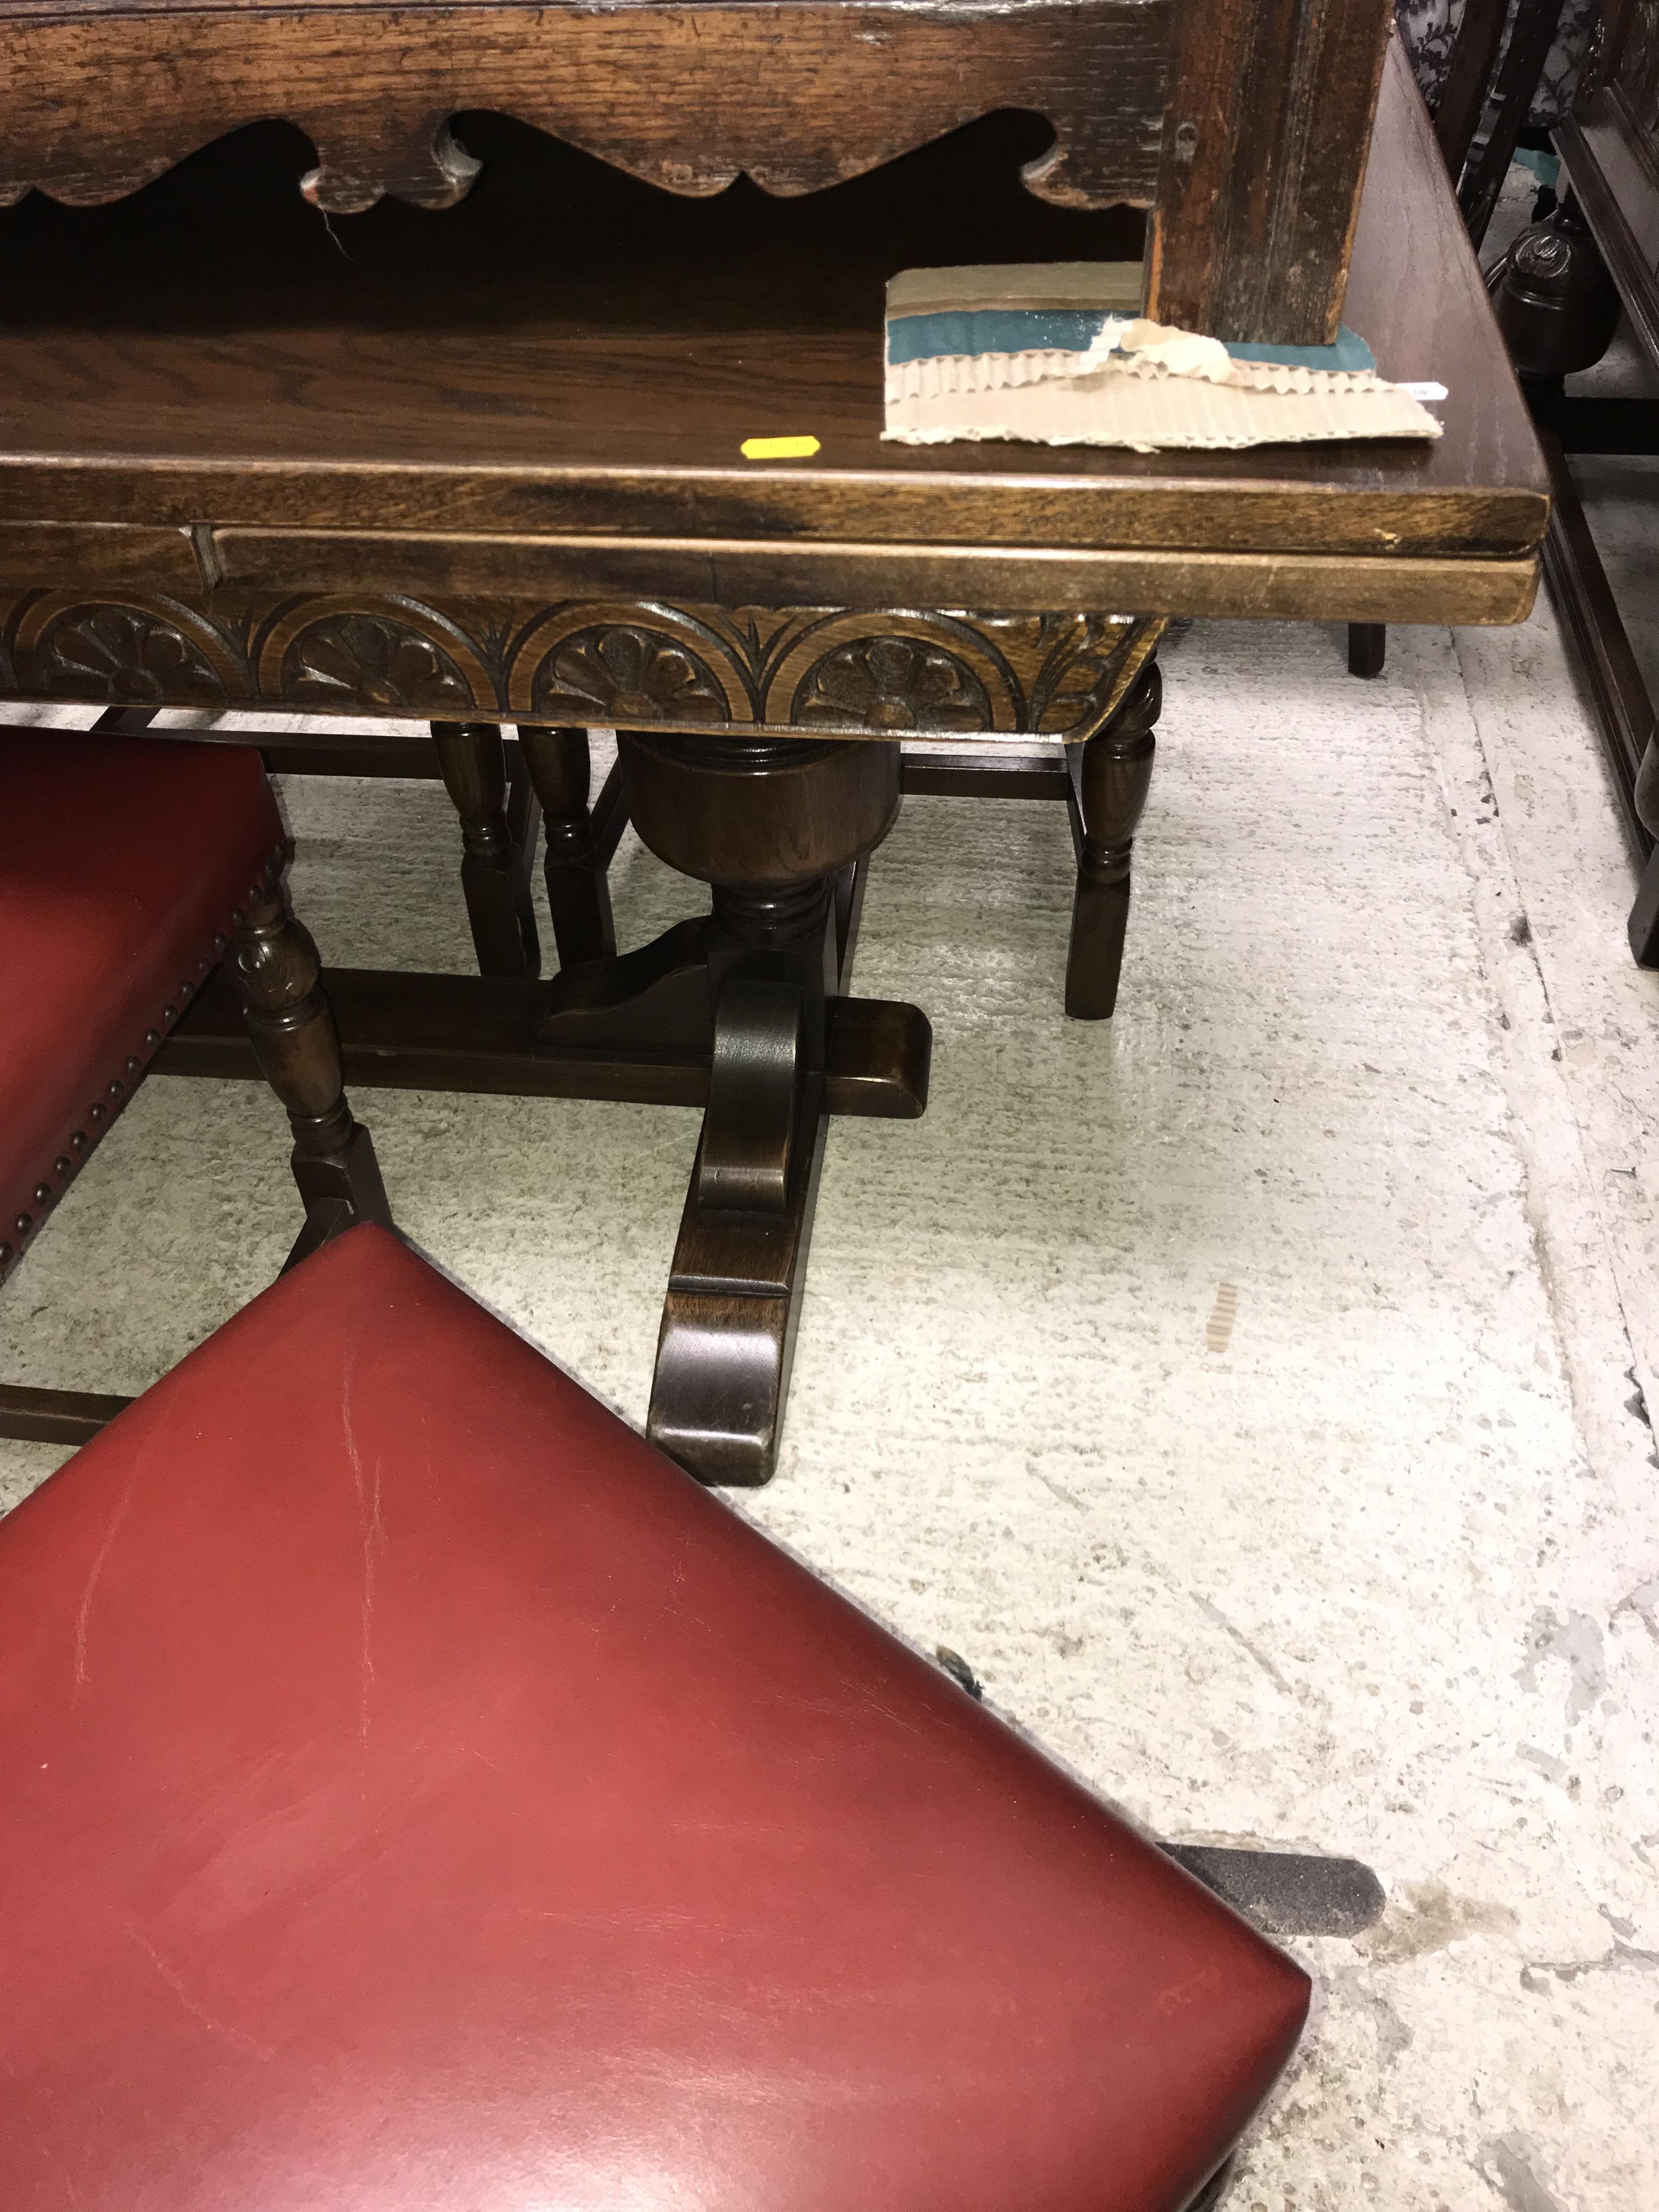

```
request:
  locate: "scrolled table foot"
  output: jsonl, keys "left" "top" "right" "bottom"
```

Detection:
{"left": 646, "top": 902, "right": 830, "bottom": 1488}
{"left": 620, "top": 730, "right": 906, "bottom": 1483}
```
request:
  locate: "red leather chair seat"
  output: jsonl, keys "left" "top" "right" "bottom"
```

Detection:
{"left": 0, "top": 730, "right": 284, "bottom": 1282}
{"left": 0, "top": 1227, "right": 1310, "bottom": 2212}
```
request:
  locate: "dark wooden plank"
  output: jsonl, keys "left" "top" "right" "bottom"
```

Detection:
{"left": 255, "top": 737, "right": 444, "bottom": 778}
{"left": 900, "top": 747, "right": 1071, "bottom": 800}
{"left": 4, "top": 0, "right": 1168, "bottom": 212}
{"left": 207, "top": 528, "right": 1547, "bottom": 612}
{"left": 1586, "top": 0, "right": 1659, "bottom": 127}
{"left": 1557, "top": 93, "right": 1659, "bottom": 374}
{"left": 1340, "top": 36, "right": 1547, "bottom": 558}
{"left": 0, "top": 562, "right": 1541, "bottom": 735}
{"left": 1554, "top": 396, "right": 1659, "bottom": 454}
{"left": 0, "top": 1383, "right": 132, "bottom": 1446}
{"left": 1150, "top": 0, "right": 1395, "bottom": 343}
{"left": 156, "top": 967, "right": 930, "bottom": 1119}
{"left": 1432, "top": 0, "right": 1511, "bottom": 179}
{"left": 0, "top": 521, "right": 200, "bottom": 589}
{"left": 591, "top": 760, "right": 628, "bottom": 865}
{"left": 1456, "top": 0, "right": 1567, "bottom": 245}
{"left": 0, "top": 55, "right": 1546, "bottom": 573}
{"left": 1628, "top": 839, "right": 1659, "bottom": 964}
{"left": 0, "top": 713, "right": 448, "bottom": 777}
{"left": 1537, "top": 428, "right": 1655, "bottom": 857}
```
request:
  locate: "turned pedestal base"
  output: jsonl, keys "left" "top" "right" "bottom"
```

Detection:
{"left": 163, "top": 727, "right": 920, "bottom": 1485}
{"left": 617, "top": 729, "right": 903, "bottom": 1482}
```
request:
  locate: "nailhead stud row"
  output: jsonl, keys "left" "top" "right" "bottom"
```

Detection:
{"left": 0, "top": 842, "right": 286, "bottom": 1285}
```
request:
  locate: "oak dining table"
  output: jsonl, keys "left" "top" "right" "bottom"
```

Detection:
{"left": 0, "top": 29, "right": 1547, "bottom": 1483}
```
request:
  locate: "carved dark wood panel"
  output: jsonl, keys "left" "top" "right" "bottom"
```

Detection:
{"left": 4, "top": 1, "right": 1170, "bottom": 213}
{"left": 35, "top": 602, "right": 229, "bottom": 708}
{"left": 4, "top": 0, "right": 1392, "bottom": 340}
{"left": 0, "top": 587, "right": 1165, "bottom": 744}
{"left": 282, "top": 611, "right": 474, "bottom": 713}
{"left": 532, "top": 627, "right": 733, "bottom": 727}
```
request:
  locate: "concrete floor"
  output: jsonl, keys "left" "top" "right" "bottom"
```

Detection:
{"left": 4, "top": 561, "right": 1658, "bottom": 2204}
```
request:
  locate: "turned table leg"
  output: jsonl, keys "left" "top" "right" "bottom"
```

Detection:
{"left": 432, "top": 720, "right": 541, "bottom": 978}
{"left": 228, "top": 879, "right": 392, "bottom": 1267}
{"left": 519, "top": 725, "right": 617, "bottom": 968}
{"left": 1064, "top": 662, "right": 1161, "bottom": 1022}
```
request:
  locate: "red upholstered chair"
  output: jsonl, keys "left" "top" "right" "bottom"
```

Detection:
{"left": 0, "top": 728, "right": 390, "bottom": 1440}
{"left": 0, "top": 1223, "right": 1309, "bottom": 2212}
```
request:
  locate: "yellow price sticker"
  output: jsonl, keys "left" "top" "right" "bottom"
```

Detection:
{"left": 740, "top": 435, "right": 821, "bottom": 460}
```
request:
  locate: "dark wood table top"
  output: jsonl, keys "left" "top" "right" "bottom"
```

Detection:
{"left": 0, "top": 35, "right": 1544, "bottom": 625}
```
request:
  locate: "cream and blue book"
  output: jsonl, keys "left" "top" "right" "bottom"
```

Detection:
{"left": 883, "top": 264, "right": 1439, "bottom": 452}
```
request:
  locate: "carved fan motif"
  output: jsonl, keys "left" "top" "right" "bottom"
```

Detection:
{"left": 531, "top": 627, "right": 730, "bottom": 723}
{"left": 1029, "top": 618, "right": 1134, "bottom": 735}
{"left": 793, "top": 636, "right": 992, "bottom": 733}
{"left": 2, "top": 585, "right": 1162, "bottom": 740}
{"left": 39, "top": 605, "right": 227, "bottom": 706}
{"left": 284, "top": 613, "right": 473, "bottom": 712}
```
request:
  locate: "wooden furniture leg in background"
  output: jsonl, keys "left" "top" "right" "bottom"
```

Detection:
{"left": 100, "top": 710, "right": 552, "bottom": 978}
{"left": 1492, "top": 193, "right": 1659, "bottom": 960}
{"left": 1348, "top": 623, "right": 1386, "bottom": 678}
{"left": 431, "top": 720, "right": 541, "bottom": 978}
{"left": 1064, "top": 662, "right": 1161, "bottom": 1021}
{"left": 1629, "top": 737, "right": 1659, "bottom": 967}
{"left": 1629, "top": 828, "right": 1659, "bottom": 966}
{"left": 519, "top": 725, "right": 618, "bottom": 968}
{"left": 229, "top": 881, "right": 393, "bottom": 1267}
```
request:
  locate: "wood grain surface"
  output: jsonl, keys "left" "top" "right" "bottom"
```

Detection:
{"left": 3, "top": 2, "right": 1171, "bottom": 214}
{"left": 1558, "top": 89, "right": 1659, "bottom": 369}
{"left": 1149, "top": 0, "right": 1395, "bottom": 342}
{"left": 0, "top": 592, "right": 1175, "bottom": 734}
{"left": 0, "top": 40, "right": 1544, "bottom": 645}
{"left": 8, "top": 0, "right": 1392, "bottom": 343}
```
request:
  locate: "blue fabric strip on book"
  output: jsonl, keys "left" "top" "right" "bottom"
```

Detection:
{"left": 1225, "top": 326, "right": 1376, "bottom": 373}
{"left": 885, "top": 309, "right": 1116, "bottom": 363}
{"left": 887, "top": 307, "right": 1376, "bottom": 375}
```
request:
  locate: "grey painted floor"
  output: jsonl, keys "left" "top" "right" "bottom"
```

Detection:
{"left": 5, "top": 567, "right": 1659, "bottom": 2205}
